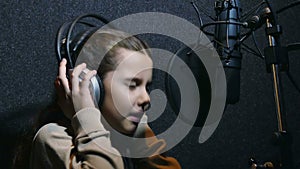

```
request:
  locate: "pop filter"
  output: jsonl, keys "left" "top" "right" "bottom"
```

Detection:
{"left": 165, "top": 44, "right": 212, "bottom": 127}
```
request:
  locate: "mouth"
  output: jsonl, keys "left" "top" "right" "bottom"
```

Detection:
{"left": 126, "top": 112, "right": 144, "bottom": 123}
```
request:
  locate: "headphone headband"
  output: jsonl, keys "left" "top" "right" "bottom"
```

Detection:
{"left": 56, "top": 13, "right": 109, "bottom": 69}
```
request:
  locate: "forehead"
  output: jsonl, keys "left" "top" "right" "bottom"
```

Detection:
{"left": 114, "top": 48, "right": 153, "bottom": 77}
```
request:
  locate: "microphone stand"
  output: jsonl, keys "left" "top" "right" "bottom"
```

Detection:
{"left": 249, "top": 7, "right": 294, "bottom": 169}
{"left": 199, "top": 1, "right": 295, "bottom": 168}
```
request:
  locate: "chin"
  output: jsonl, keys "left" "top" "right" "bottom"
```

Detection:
{"left": 121, "top": 121, "right": 138, "bottom": 135}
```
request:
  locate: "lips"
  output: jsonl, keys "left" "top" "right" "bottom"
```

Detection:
{"left": 126, "top": 111, "right": 144, "bottom": 123}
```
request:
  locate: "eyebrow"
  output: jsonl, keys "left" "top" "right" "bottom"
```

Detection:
{"left": 124, "top": 77, "right": 152, "bottom": 84}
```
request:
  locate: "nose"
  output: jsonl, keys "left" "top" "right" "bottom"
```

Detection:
{"left": 137, "top": 87, "right": 151, "bottom": 111}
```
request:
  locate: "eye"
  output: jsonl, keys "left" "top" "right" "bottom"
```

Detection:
{"left": 146, "top": 83, "right": 152, "bottom": 93}
{"left": 128, "top": 82, "right": 137, "bottom": 89}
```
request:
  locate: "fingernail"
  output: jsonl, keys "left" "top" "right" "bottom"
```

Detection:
{"left": 61, "top": 58, "right": 67, "bottom": 64}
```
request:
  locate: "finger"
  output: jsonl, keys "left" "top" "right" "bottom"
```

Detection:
{"left": 71, "top": 63, "right": 87, "bottom": 93}
{"left": 58, "top": 58, "right": 71, "bottom": 94}
{"left": 80, "top": 69, "right": 97, "bottom": 90}
{"left": 54, "top": 77, "right": 62, "bottom": 92}
{"left": 55, "top": 77, "right": 68, "bottom": 99}
{"left": 58, "top": 58, "right": 67, "bottom": 78}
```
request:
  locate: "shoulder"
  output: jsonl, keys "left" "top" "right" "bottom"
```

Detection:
{"left": 31, "top": 123, "right": 73, "bottom": 168}
{"left": 33, "top": 123, "right": 72, "bottom": 146}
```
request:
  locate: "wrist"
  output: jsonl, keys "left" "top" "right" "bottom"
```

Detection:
{"left": 71, "top": 107, "right": 105, "bottom": 137}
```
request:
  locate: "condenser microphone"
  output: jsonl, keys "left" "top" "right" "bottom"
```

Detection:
{"left": 243, "top": 7, "right": 271, "bottom": 30}
{"left": 214, "top": 0, "right": 242, "bottom": 104}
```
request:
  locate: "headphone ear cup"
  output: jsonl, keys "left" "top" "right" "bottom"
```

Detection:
{"left": 68, "top": 28, "right": 105, "bottom": 107}
{"left": 90, "top": 75, "right": 105, "bottom": 107}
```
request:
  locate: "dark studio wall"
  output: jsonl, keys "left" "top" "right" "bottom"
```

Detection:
{"left": 0, "top": 0, "right": 300, "bottom": 169}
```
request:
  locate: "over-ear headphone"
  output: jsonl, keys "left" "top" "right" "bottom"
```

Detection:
{"left": 56, "top": 14, "right": 109, "bottom": 107}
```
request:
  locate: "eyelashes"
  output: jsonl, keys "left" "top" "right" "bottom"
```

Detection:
{"left": 128, "top": 83, "right": 137, "bottom": 89}
{"left": 127, "top": 81, "right": 151, "bottom": 93}
{"left": 125, "top": 77, "right": 152, "bottom": 92}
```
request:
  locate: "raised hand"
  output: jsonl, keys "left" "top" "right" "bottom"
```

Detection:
{"left": 55, "top": 58, "right": 97, "bottom": 119}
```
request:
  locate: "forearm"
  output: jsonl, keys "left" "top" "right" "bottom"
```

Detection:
{"left": 71, "top": 107, "right": 124, "bottom": 169}
{"left": 31, "top": 108, "right": 124, "bottom": 169}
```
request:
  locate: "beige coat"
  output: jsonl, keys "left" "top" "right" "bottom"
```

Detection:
{"left": 30, "top": 107, "right": 181, "bottom": 169}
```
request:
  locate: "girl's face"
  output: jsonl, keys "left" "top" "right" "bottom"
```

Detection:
{"left": 101, "top": 48, "right": 153, "bottom": 134}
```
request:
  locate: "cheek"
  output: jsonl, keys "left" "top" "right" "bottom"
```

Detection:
{"left": 109, "top": 84, "right": 133, "bottom": 115}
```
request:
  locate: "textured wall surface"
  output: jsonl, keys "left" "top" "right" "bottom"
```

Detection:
{"left": 0, "top": 0, "right": 299, "bottom": 168}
